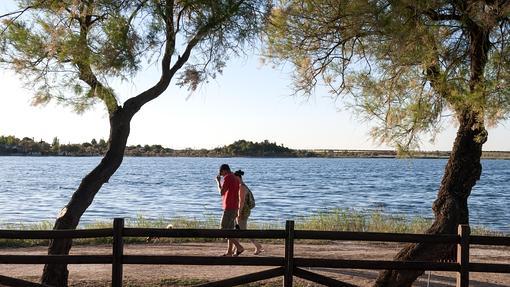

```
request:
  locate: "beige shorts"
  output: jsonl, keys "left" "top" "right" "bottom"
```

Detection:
{"left": 220, "top": 209, "right": 237, "bottom": 229}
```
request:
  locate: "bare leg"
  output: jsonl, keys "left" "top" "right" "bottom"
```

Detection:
{"left": 251, "top": 239, "right": 264, "bottom": 254}
{"left": 225, "top": 240, "right": 235, "bottom": 256}
{"left": 229, "top": 238, "right": 244, "bottom": 255}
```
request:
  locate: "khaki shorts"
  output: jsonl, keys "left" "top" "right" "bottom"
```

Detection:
{"left": 220, "top": 209, "right": 237, "bottom": 230}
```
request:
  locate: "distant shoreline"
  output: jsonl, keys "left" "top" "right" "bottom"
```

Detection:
{"left": 1, "top": 150, "right": 510, "bottom": 159}
{"left": 2, "top": 136, "right": 510, "bottom": 159}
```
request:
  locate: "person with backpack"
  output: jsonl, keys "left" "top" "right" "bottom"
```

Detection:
{"left": 216, "top": 164, "right": 244, "bottom": 257}
{"left": 234, "top": 170, "right": 264, "bottom": 255}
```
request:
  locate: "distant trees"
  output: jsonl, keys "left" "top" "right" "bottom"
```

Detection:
{"left": 0, "top": 135, "right": 19, "bottom": 146}
{"left": 218, "top": 139, "right": 296, "bottom": 156}
{"left": 51, "top": 137, "right": 60, "bottom": 154}
{"left": 0, "top": 135, "right": 106, "bottom": 155}
{"left": 2, "top": 135, "right": 508, "bottom": 159}
{"left": 0, "top": 135, "right": 303, "bottom": 157}
{"left": 0, "top": 136, "right": 47, "bottom": 154}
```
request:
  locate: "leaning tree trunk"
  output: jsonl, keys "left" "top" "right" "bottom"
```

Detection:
{"left": 41, "top": 107, "right": 133, "bottom": 286}
{"left": 373, "top": 13, "right": 491, "bottom": 287}
{"left": 373, "top": 110, "right": 487, "bottom": 287}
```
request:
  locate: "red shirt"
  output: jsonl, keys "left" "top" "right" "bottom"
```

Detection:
{"left": 221, "top": 173, "right": 240, "bottom": 210}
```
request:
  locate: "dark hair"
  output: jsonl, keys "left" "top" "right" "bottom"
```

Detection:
{"left": 234, "top": 170, "right": 244, "bottom": 178}
{"left": 219, "top": 164, "right": 231, "bottom": 172}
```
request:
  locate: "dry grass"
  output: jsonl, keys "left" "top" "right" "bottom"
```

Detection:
{"left": 1, "top": 210, "right": 504, "bottom": 248}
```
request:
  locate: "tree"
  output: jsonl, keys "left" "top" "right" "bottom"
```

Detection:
{"left": 38, "top": 139, "right": 51, "bottom": 154}
{"left": 51, "top": 136, "right": 60, "bottom": 153}
{"left": 0, "top": 135, "right": 19, "bottom": 146}
{"left": 98, "top": 138, "right": 107, "bottom": 149}
{"left": 266, "top": 1, "right": 510, "bottom": 286}
{"left": 1, "top": 0, "right": 269, "bottom": 285}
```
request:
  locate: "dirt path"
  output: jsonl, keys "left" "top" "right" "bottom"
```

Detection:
{"left": 1, "top": 241, "right": 509, "bottom": 286}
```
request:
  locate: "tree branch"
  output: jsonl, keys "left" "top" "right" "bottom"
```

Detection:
{"left": 0, "top": 2, "right": 42, "bottom": 36}
{"left": 75, "top": 2, "right": 119, "bottom": 113}
{"left": 422, "top": 33, "right": 454, "bottom": 104}
{"left": 423, "top": 9, "right": 461, "bottom": 21}
{"left": 124, "top": 0, "right": 246, "bottom": 114}
{"left": 124, "top": 21, "right": 206, "bottom": 114}
{"left": 0, "top": 0, "right": 49, "bottom": 20}
{"left": 404, "top": 3, "right": 461, "bottom": 22}
{"left": 497, "top": 0, "right": 510, "bottom": 21}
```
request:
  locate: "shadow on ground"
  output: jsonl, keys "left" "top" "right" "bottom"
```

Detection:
{"left": 311, "top": 267, "right": 508, "bottom": 287}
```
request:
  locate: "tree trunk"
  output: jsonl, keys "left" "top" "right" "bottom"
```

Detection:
{"left": 373, "top": 110, "right": 487, "bottom": 287}
{"left": 41, "top": 107, "right": 132, "bottom": 286}
{"left": 373, "top": 7, "right": 492, "bottom": 285}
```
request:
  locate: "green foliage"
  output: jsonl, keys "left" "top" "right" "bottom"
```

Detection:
{"left": 265, "top": 0, "right": 510, "bottom": 149}
{"left": 0, "top": 134, "right": 108, "bottom": 155}
{"left": 0, "top": 135, "right": 20, "bottom": 145}
{"left": 216, "top": 139, "right": 296, "bottom": 156}
{"left": 1, "top": 0, "right": 270, "bottom": 113}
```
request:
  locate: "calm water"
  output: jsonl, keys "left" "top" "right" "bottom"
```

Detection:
{"left": 0, "top": 157, "right": 508, "bottom": 232}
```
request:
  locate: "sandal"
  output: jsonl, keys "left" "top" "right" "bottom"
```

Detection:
{"left": 234, "top": 248, "right": 245, "bottom": 257}
{"left": 253, "top": 248, "right": 264, "bottom": 255}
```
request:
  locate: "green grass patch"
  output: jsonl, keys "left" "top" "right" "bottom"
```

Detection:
{"left": 293, "top": 209, "right": 504, "bottom": 236}
{"left": 294, "top": 209, "right": 431, "bottom": 233}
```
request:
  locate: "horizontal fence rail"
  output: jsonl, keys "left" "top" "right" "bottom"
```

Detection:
{"left": 294, "top": 230, "right": 459, "bottom": 243}
{"left": 123, "top": 255, "right": 285, "bottom": 266}
{"left": 123, "top": 228, "right": 287, "bottom": 239}
{"left": 294, "top": 258, "right": 460, "bottom": 271}
{"left": 0, "top": 255, "right": 113, "bottom": 264}
{"left": 0, "top": 218, "right": 509, "bottom": 287}
{"left": 470, "top": 235, "right": 510, "bottom": 246}
{"left": 0, "top": 228, "right": 113, "bottom": 239}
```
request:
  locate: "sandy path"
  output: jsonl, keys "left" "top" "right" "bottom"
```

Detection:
{"left": 1, "top": 241, "right": 509, "bottom": 286}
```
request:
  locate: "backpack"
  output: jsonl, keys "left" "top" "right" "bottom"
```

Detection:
{"left": 244, "top": 184, "right": 256, "bottom": 209}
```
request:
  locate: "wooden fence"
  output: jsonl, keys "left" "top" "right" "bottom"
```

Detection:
{"left": 1, "top": 218, "right": 509, "bottom": 287}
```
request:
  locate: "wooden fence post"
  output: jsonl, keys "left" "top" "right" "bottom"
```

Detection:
{"left": 112, "top": 218, "right": 125, "bottom": 287}
{"left": 284, "top": 220, "right": 295, "bottom": 287}
{"left": 456, "top": 224, "right": 470, "bottom": 287}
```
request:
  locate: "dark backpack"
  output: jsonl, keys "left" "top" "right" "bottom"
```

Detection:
{"left": 244, "top": 185, "right": 256, "bottom": 209}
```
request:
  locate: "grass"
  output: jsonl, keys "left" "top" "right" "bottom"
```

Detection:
{"left": 0, "top": 210, "right": 505, "bottom": 248}
{"left": 294, "top": 209, "right": 432, "bottom": 233}
{"left": 294, "top": 209, "right": 504, "bottom": 236}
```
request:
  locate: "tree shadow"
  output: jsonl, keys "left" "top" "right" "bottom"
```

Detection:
{"left": 308, "top": 267, "right": 508, "bottom": 287}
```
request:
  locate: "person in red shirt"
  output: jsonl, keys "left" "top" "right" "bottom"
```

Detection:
{"left": 216, "top": 164, "right": 244, "bottom": 256}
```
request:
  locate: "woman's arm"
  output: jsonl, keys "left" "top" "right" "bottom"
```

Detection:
{"left": 238, "top": 184, "right": 246, "bottom": 217}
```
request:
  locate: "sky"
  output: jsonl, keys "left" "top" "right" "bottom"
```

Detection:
{"left": 1, "top": 3, "right": 509, "bottom": 151}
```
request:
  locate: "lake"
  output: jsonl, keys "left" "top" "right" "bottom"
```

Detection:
{"left": 0, "top": 156, "right": 508, "bottom": 232}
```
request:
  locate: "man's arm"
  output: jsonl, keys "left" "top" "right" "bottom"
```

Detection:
{"left": 216, "top": 175, "right": 223, "bottom": 194}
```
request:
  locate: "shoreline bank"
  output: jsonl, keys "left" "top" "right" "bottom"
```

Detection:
{"left": 2, "top": 150, "right": 510, "bottom": 159}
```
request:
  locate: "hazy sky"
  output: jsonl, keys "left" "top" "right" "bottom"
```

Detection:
{"left": 1, "top": 3, "right": 509, "bottom": 151}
